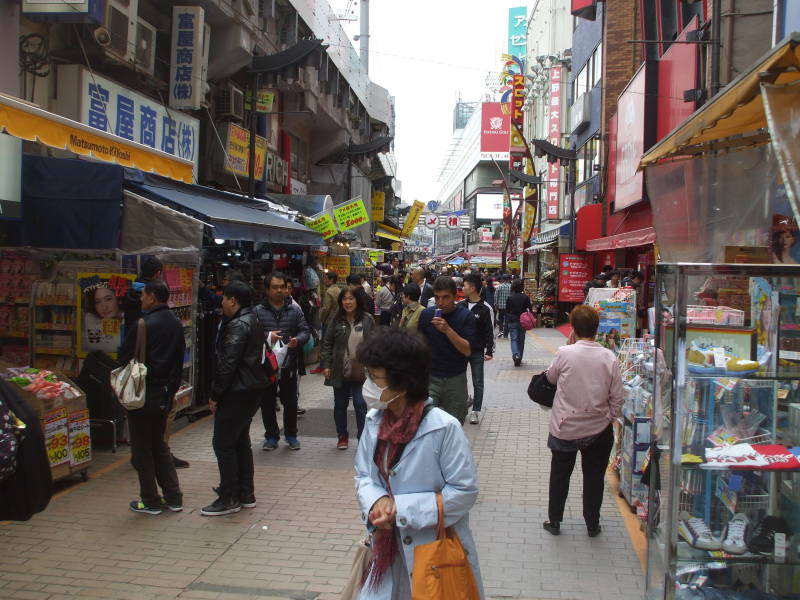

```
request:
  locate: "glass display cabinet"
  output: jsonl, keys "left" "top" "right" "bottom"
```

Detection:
{"left": 646, "top": 264, "right": 800, "bottom": 600}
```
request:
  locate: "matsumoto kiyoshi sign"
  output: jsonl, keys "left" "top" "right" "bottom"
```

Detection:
{"left": 333, "top": 197, "right": 370, "bottom": 232}
{"left": 59, "top": 65, "right": 200, "bottom": 171}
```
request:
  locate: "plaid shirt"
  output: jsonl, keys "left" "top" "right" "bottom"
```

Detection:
{"left": 494, "top": 283, "right": 511, "bottom": 310}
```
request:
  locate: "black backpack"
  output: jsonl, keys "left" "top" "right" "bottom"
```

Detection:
{"left": 0, "top": 381, "right": 53, "bottom": 521}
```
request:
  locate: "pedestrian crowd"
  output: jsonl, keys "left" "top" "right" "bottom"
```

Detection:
{"left": 118, "top": 258, "right": 627, "bottom": 598}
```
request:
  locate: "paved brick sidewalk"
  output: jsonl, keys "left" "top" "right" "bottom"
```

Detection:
{"left": 0, "top": 328, "right": 644, "bottom": 600}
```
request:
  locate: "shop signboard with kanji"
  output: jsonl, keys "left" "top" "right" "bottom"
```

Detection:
{"left": 325, "top": 256, "right": 351, "bottom": 279}
{"left": 558, "top": 254, "right": 592, "bottom": 303}
{"left": 371, "top": 191, "right": 385, "bottom": 221}
{"left": 225, "top": 123, "right": 267, "bottom": 180}
{"left": 401, "top": 200, "right": 426, "bottom": 238}
{"left": 307, "top": 213, "right": 338, "bottom": 239}
{"left": 547, "top": 67, "right": 563, "bottom": 219}
{"left": 58, "top": 65, "right": 200, "bottom": 173}
{"left": 169, "top": 7, "right": 205, "bottom": 111}
{"left": 76, "top": 272, "right": 137, "bottom": 358}
{"left": 333, "top": 197, "right": 370, "bottom": 232}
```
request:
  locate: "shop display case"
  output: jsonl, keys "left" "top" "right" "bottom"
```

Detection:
{"left": 646, "top": 264, "right": 800, "bottom": 600}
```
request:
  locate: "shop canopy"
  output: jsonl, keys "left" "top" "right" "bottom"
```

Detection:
{"left": 0, "top": 92, "right": 193, "bottom": 183}
{"left": 261, "top": 193, "right": 333, "bottom": 218}
{"left": 586, "top": 226, "right": 656, "bottom": 252}
{"left": 126, "top": 174, "right": 323, "bottom": 246}
{"left": 524, "top": 221, "right": 571, "bottom": 253}
{"left": 639, "top": 33, "right": 800, "bottom": 167}
{"left": 376, "top": 229, "right": 403, "bottom": 242}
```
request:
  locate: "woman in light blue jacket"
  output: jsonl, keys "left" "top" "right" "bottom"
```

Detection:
{"left": 353, "top": 328, "right": 484, "bottom": 599}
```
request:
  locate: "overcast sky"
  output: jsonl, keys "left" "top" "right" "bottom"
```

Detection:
{"left": 337, "top": 0, "right": 526, "bottom": 204}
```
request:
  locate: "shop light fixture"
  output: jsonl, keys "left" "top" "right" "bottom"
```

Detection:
{"left": 214, "top": 238, "right": 225, "bottom": 245}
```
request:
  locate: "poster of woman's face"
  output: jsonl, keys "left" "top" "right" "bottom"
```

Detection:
{"left": 77, "top": 273, "right": 136, "bottom": 358}
{"left": 772, "top": 214, "right": 800, "bottom": 264}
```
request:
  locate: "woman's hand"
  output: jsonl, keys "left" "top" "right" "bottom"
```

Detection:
{"left": 323, "top": 368, "right": 331, "bottom": 378}
{"left": 369, "top": 495, "right": 396, "bottom": 530}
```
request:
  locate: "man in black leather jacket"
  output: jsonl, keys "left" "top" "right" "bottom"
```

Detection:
{"left": 119, "top": 280, "right": 185, "bottom": 515}
{"left": 254, "top": 272, "right": 310, "bottom": 451}
{"left": 202, "top": 281, "right": 273, "bottom": 516}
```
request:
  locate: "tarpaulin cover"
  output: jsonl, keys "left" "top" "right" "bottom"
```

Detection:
{"left": 647, "top": 144, "right": 776, "bottom": 263}
{"left": 126, "top": 174, "right": 323, "bottom": 246}
{"left": 15, "top": 155, "right": 122, "bottom": 249}
{"left": 762, "top": 80, "right": 800, "bottom": 224}
{"left": 261, "top": 193, "right": 332, "bottom": 217}
{"left": 121, "top": 192, "right": 204, "bottom": 252}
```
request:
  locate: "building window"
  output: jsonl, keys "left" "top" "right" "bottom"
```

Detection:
{"left": 575, "top": 63, "right": 588, "bottom": 100}
{"left": 591, "top": 43, "right": 603, "bottom": 87}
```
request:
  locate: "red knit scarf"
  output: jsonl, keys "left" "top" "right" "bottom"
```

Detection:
{"left": 367, "top": 401, "right": 426, "bottom": 589}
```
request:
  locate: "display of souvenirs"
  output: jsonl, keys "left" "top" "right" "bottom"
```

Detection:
{"left": 586, "top": 287, "right": 637, "bottom": 351}
{"left": 0, "top": 250, "right": 35, "bottom": 300}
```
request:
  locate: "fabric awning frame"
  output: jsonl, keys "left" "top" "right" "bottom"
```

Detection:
{"left": 585, "top": 226, "right": 657, "bottom": 252}
{"left": 0, "top": 92, "right": 193, "bottom": 183}
{"left": 640, "top": 33, "right": 800, "bottom": 167}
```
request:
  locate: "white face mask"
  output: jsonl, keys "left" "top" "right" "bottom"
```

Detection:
{"left": 362, "top": 376, "right": 399, "bottom": 410}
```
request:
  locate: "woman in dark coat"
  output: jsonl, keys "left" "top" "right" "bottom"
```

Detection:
{"left": 320, "top": 287, "right": 375, "bottom": 449}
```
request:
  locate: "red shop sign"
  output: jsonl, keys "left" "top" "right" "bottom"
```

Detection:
{"left": 558, "top": 253, "right": 593, "bottom": 303}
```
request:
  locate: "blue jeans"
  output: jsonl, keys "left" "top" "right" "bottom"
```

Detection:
{"left": 333, "top": 381, "right": 367, "bottom": 439}
{"left": 468, "top": 352, "right": 485, "bottom": 412}
{"left": 509, "top": 321, "right": 525, "bottom": 359}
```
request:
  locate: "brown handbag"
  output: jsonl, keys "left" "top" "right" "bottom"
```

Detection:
{"left": 411, "top": 493, "right": 480, "bottom": 600}
{"left": 340, "top": 538, "right": 372, "bottom": 600}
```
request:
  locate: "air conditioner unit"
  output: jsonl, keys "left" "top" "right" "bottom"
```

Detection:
{"left": 134, "top": 18, "right": 156, "bottom": 75}
{"left": 105, "top": 0, "right": 138, "bottom": 63}
{"left": 218, "top": 83, "right": 245, "bottom": 121}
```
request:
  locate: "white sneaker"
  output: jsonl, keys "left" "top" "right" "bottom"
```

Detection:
{"left": 468, "top": 411, "right": 480, "bottom": 425}
{"left": 678, "top": 511, "right": 721, "bottom": 550}
{"left": 722, "top": 513, "right": 749, "bottom": 555}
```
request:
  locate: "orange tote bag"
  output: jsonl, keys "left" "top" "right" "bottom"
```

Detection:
{"left": 411, "top": 493, "right": 480, "bottom": 600}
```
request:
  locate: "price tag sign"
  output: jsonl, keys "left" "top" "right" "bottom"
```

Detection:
{"left": 712, "top": 347, "right": 727, "bottom": 369}
{"left": 44, "top": 408, "right": 70, "bottom": 467}
{"left": 68, "top": 409, "right": 92, "bottom": 466}
{"left": 775, "top": 532, "right": 787, "bottom": 563}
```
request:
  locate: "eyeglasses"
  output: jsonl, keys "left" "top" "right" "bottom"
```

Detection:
{"left": 365, "top": 368, "right": 387, "bottom": 383}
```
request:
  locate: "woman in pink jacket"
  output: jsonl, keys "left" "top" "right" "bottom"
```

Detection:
{"left": 543, "top": 305, "right": 623, "bottom": 537}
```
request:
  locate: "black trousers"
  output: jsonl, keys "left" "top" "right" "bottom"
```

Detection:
{"left": 128, "top": 410, "right": 182, "bottom": 507}
{"left": 261, "top": 372, "right": 298, "bottom": 439}
{"left": 212, "top": 393, "right": 261, "bottom": 500}
{"left": 547, "top": 425, "right": 614, "bottom": 528}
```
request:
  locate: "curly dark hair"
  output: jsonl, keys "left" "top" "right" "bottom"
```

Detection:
{"left": 356, "top": 327, "right": 430, "bottom": 403}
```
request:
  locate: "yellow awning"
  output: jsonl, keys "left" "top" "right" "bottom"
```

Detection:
{"left": 0, "top": 92, "right": 193, "bottom": 183}
{"left": 377, "top": 222, "right": 403, "bottom": 236}
{"left": 640, "top": 33, "right": 800, "bottom": 168}
{"left": 376, "top": 229, "right": 402, "bottom": 242}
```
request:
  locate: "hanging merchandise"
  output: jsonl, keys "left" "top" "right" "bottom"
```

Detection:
{"left": 585, "top": 287, "right": 637, "bottom": 352}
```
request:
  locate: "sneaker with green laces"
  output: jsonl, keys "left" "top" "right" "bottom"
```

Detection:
{"left": 129, "top": 500, "right": 162, "bottom": 515}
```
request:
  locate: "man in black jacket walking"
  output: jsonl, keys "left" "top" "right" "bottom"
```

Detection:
{"left": 460, "top": 273, "right": 494, "bottom": 425}
{"left": 254, "top": 272, "right": 310, "bottom": 451}
{"left": 203, "top": 281, "right": 273, "bottom": 516}
{"left": 119, "top": 281, "right": 185, "bottom": 515}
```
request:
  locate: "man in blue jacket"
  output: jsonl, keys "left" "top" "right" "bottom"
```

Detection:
{"left": 418, "top": 276, "right": 480, "bottom": 424}
{"left": 254, "top": 272, "right": 310, "bottom": 450}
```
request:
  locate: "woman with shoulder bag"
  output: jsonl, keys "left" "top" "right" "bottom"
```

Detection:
{"left": 320, "top": 287, "right": 374, "bottom": 450}
{"left": 353, "top": 328, "right": 483, "bottom": 599}
{"left": 542, "top": 305, "right": 624, "bottom": 538}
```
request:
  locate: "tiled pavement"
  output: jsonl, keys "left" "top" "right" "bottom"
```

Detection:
{"left": 0, "top": 328, "right": 645, "bottom": 600}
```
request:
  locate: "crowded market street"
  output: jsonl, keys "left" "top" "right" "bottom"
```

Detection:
{"left": 0, "top": 329, "right": 644, "bottom": 600}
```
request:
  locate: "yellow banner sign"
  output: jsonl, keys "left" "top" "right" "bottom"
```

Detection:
{"left": 371, "top": 191, "right": 385, "bottom": 222}
{"left": 307, "top": 213, "right": 338, "bottom": 239}
{"left": 325, "top": 255, "right": 351, "bottom": 279}
{"left": 391, "top": 242, "right": 403, "bottom": 252}
{"left": 401, "top": 200, "right": 425, "bottom": 238}
{"left": 368, "top": 250, "right": 384, "bottom": 265}
{"left": 333, "top": 197, "right": 370, "bottom": 232}
{"left": 225, "top": 123, "right": 267, "bottom": 179}
{"left": 0, "top": 92, "right": 193, "bottom": 183}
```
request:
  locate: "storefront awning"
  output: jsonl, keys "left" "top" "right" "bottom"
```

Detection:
{"left": 0, "top": 92, "right": 193, "bottom": 183}
{"left": 640, "top": 33, "right": 800, "bottom": 167}
{"left": 376, "top": 229, "right": 403, "bottom": 242}
{"left": 586, "top": 227, "right": 656, "bottom": 252}
{"left": 525, "top": 240, "right": 557, "bottom": 253}
{"left": 528, "top": 221, "right": 571, "bottom": 247}
{"left": 126, "top": 176, "right": 323, "bottom": 246}
{"left": 261, "top": 193, "right": 333, "bottom": 218}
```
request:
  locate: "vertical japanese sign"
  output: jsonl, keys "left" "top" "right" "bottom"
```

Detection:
{"left": 558, "top": 253, "right": 593, "bottom": 302}
{"left": 169, "top": 7, "right": 204, "bottom": 110}
{"left": 401, "top": 200, "right": 425, "bottom": 239}
{"left": 508, "top": 7, "right": 527, "bottom": 58}
{"left": 225, "top": 123, "right": 267, "bottom": 179}
{"left": 76, "top": 273, "right": 137, "bottom": 358}
{"left": 509, "top": 73, "right": 526, "bottom": 171}
{"left": 371, "top": 191, "right": 385, "bottom": 222}
{"left": 547, "top": 66, "right": 563, "bottom": 219}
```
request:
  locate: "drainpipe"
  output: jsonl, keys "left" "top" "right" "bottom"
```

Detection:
{"left": 711, "top": 0, "right": 722, "bottom": 96}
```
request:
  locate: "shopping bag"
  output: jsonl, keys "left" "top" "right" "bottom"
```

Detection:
{"left": 411, "top": 493, "right": 479, "bottom": 600}
{"left": 340, "top": 538, "right": 372, "bottom": 600}
{"left": 272, "top": 338, "right": 289, "bottom": 371}
{"left": 109, "top": 318, "right": 147, "bottom": 410}
{"left": 527, "top": 371, "right": 556, "bottom": 408}
{"left": 520, "top": 311, "right": 536, "bottom": 331}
